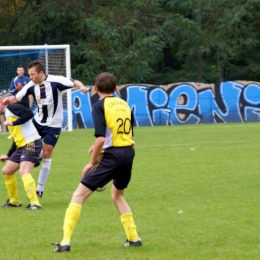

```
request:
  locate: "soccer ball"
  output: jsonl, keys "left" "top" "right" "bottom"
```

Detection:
{"left": 96, "top": 184, "right": 108, "bottom": 192}
{"left": 34, "top": 150, "right": 43, "bottom": 168}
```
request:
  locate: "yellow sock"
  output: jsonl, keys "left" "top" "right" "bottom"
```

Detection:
{"left": 4, "top": 175, "right": 20, "bottom": 205}
{"left": 21, "top": 173, "right": 40, "bottom": 206}
{"left": 121, "top": 212, "right": 138, "bottom": 241}
{"left": 61, "top": 203, "right": 82, "bottom": 245}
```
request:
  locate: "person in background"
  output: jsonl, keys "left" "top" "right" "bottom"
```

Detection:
{"left": 0, "top": 97, "right": 42, "bottom": 210}
{"left": 9, "top": 66, "right": 30, "bottom": 108}
{"left": 53, "top": 72, "right": 142, "bottom": 253}
{"left": 3, "top": 60, "right": 89, "bottom": 198}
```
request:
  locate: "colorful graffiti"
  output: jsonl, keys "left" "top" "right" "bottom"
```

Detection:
{"left": 66, "top": 81, "right": 260, "bottom": 129}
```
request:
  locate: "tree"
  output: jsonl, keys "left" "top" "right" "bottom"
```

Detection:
{"left": 0, "top": 0, "right": 260, "bottom": 84}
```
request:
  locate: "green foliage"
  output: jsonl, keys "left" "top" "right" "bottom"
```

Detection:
{"left": 0, "top": 123, "right": 260, "bottom": 259}
{"left": 1, "top": 0, "right": 260, "bottom": 84}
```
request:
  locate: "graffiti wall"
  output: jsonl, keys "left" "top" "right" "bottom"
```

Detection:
{"left": 67, "top": 81, "right": 260, "bottom": 129}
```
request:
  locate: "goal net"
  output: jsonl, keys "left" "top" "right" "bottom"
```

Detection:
{"left": 0, "top": 45, "right": 73, "bottom": 131}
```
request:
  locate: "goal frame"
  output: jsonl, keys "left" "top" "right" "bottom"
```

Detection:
{"left": 0, "top": 44, "right": 73, "bottom": 131}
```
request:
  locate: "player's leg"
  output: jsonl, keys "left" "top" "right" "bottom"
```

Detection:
{"left": 111, "top": 146, "right": 142, "bottom": 247}
{"left": 1, "top": 160, "right": 21, "bottom": 207}
{"left": 20, "top": 162, "right": 41, "bottom": 209}
{"left": 111, "top": 185, "right": 141, "bottom": 246}
{"left": 20, "top": 139, "right": 42, "bottom": 210}
{"left": 53, "top": 183, "right": 93, "bottom": 252}
{"left": 36, "top": 125, "right": 61, "bottom": 197}
{"left": 36, "top": 143, "right": 53, "bottom": 196}
{"left": 53, "top": 151, "right": 109, "bottom": 253}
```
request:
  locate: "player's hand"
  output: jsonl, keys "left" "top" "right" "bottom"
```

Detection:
{"left": 2, "top": 97, "right": 10, "bottom": 105}
{"left": 88, "top": 145, "right": 94, "bottom": 153}
{"left": 79, "top": 86, "right": 89, "bottom": 94}
{"left": 81, "top": 163, "right": 94, "bottom": 176}
{"left": 4, "top": 120, "right": 13, "bottom": 126}
{"left": 0, "top": 155, "right": 9, "bottom": 162}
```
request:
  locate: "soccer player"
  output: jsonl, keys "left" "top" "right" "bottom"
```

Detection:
{"left": 52, "top": 72, "right": 142, "bottom": 253}
{"left": 0, "top": 97, "right": 42, "bottom": 210}
{"left": 3, "top": 60, "right": 89, "bottom": 198}
{"left": 9, "top": 66, "right": 30, "bottom": 108}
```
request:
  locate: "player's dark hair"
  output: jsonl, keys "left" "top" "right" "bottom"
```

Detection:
{"left": 28, "top": 60, "right": 46, "bottom": 74}
{"left": 95, "top": 72, "right": 116, "bottom": 93}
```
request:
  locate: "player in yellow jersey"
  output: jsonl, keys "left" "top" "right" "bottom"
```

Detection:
{"left": 53, "top": 72, "right": 142, "bottom": 252}
{"left": 0, "top": 97, "right": 42, "bottom": 210}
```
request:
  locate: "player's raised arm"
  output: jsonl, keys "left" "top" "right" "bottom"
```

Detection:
{"left": 3, "top": 96, "right": 19, "bottom": 105}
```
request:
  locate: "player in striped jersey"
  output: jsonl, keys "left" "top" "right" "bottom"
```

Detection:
{"left": 53, "top": 72, "right": 141, "bottom": 253}
{"left": 3, "top": 60, "right": 89, "bottom": 198}
{"left": 0, "top": 97, "right": 42, "bottom": 210}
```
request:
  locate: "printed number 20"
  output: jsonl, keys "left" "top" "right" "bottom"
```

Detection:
{"left": 117, "top": 118, "right": 131, "bottom": 134}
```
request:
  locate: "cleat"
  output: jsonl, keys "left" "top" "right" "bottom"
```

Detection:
{"left": 1, "top": 199, "right": 22, "bottom": 208}
{"left": 123, "top": 237, "right": 142, "bottom": 247}
{"left": 54, "top": 243, "right": 70, "bottom": 252}
{"left": 36, "top": 191, "right": 44, "bottom": 198}
{"left": 26, "top": 204, "right": 42, "bottom": 210}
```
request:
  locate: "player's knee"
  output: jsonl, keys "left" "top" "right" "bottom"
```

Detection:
{"left": 111, "top": 191, "right": 124, "bottom": 203}
{"left": 72, "top": 188, "right": 88, "bottom": 204}
{"left": 42, "top": 144, "right": 54, "bottom": 158}
{"left": 42, "top": 151, "right": 52, "bottom": 159}
{"left": 2, "top": 167, "right": 12, "bottom": 176}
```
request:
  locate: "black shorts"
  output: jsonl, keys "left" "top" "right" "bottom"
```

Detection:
{"left": 33, "top": 119, "right": 61, "bottom": 147}
{"left": 81, "top": 146, "right": 135, "bottom": 191}
{"left": 9, "top": 138, "right": 43, "bottom": 164}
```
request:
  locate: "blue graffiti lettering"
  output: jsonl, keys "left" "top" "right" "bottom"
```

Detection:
{"left": 126, "top": 85, "right": 152, "bottom": 126}
{"left": 168, "top": 84, "right": 201, "bottom": 124}
{"left": 62, "top": 81, "right": 260, "bottom": 129}
{"left": 72, "top": 89, "right": 93, "bottom": 128}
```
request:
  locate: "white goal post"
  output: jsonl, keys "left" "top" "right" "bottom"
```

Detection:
{"left": 0, "top": 44, "right": 74, "bottom": 131}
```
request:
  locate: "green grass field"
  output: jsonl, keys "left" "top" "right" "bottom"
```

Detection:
{"left": 0, "top": 123, "right": 259, "bottom": 260}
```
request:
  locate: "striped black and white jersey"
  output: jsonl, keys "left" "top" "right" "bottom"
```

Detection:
{"left": 16, "top": 75, "right": 75, "bottom": 127}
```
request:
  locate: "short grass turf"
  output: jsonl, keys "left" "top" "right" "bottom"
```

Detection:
{"left": 0, "top": 123, "right": 259, "bottom": 260}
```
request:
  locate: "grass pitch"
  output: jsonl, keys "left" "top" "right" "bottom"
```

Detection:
{"left": 0, "top": 123, "right": 259, "bottom": 260}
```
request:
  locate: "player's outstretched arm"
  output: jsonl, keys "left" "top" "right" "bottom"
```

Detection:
{"left": 74, "top": 80, "right": 89, "bottom": 94}
{"left": 3, "top": 96, "right": 19, "bottom": 105}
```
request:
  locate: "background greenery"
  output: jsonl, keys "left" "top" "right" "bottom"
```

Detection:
{"left": 1, "top": 0, "right": 260, "bottom": 85}
{"left": 0, "top": 123, "right": 259, "bottom": 259}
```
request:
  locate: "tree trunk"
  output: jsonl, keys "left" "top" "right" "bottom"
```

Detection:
{"left": 196, "top": 0, "right": 202, "bottom": 83}
{"left": 217, "top": 57, "right": 224, "bottom": 83}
